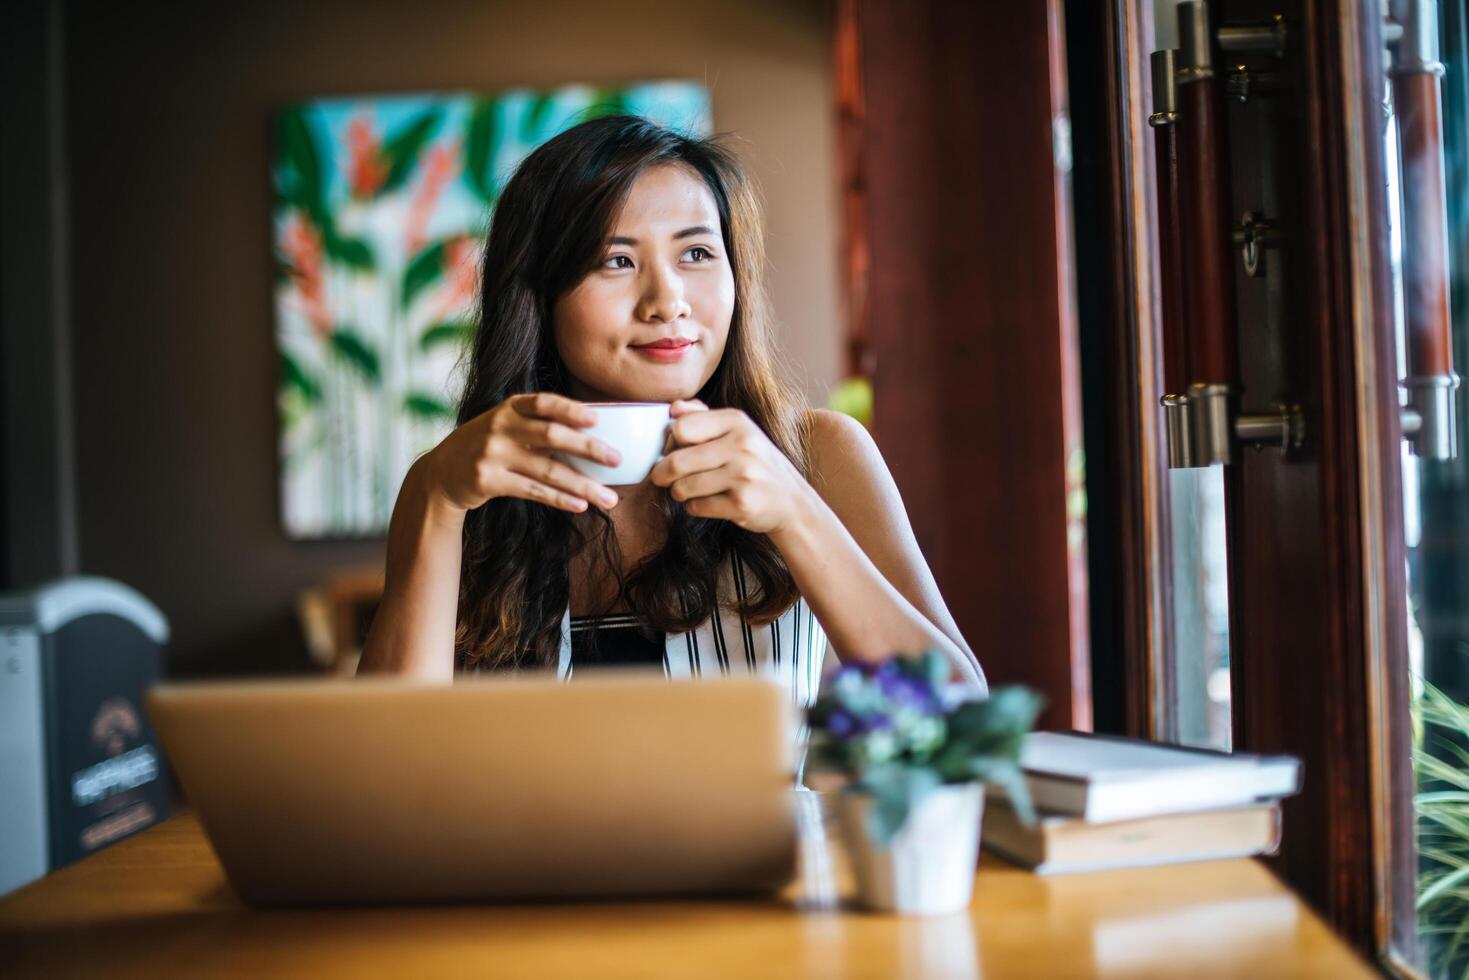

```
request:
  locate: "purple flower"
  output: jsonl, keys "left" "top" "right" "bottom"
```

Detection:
{"left": 827, "top": 709, "right": 860, "bottom": 738}
{"left": 875, "top": 667, "right": 941, "bottom": 714}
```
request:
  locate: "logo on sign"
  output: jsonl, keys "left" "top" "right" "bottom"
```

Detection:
{"left": 90, "top": 698, "right": 141, "bottom": 757}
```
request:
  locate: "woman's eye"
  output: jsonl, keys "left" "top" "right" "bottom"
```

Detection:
{"left": 683, "top": 246, "right": 715, "bottom": 262}
{"left": 603, "top": 255, "right": 633, "bottom": 270}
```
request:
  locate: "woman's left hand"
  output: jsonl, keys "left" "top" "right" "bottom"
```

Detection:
{"left": 649, "top": 400, "right": 812, "bottom": 535}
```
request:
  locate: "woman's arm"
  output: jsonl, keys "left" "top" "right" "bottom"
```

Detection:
{"left": 357, "top": 458, "right": 465, "bottom": 681}
{"left": 357, "top": 393, "right": 623, "bottom": 679}
{"left": 773, "top": 409, "right": 985, "bottom": 691}
{"left": 651, "top": 403, "right": 984, "bottom": 691}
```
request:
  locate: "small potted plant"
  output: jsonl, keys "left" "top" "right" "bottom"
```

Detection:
{"left": 807, "top": 651, "right": 1042, "bottom": 915}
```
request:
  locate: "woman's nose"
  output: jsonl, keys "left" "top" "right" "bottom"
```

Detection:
{"left": 637, "top": 266, "right": 692, "bottom": 323}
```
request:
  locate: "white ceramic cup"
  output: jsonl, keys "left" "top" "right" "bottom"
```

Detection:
{"left": 553, "top": 402, "right": 672, "bottom": 487}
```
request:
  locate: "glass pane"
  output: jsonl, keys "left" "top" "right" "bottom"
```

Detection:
{"left": 1155, "top": 0, "right": 1233, "bottom": 753}
{"left": 1167, "top": 468, "right": 1232, "bottom": 750}
{"left": 1389, "top": 4, "right": 1469, "bottom": 971}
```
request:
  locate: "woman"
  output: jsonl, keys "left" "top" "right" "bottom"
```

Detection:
{"left": 359, "top": 115, "right": 984, "bottom": 704}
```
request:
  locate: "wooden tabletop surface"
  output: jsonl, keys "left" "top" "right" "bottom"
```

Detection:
{"left": 0, "top": 796, "right": 1372, "bottom": 979}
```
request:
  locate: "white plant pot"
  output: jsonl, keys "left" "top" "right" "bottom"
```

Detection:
{"left": 837, "top": 781, "right": 984, "bottom": 915}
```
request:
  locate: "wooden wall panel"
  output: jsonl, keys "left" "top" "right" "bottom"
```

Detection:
{"left": 855, "top": 0, "right": 1090, "bottom": 728}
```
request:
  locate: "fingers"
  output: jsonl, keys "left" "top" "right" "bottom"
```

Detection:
{"left": 669, "top": 406, "right": 744, "bottom": 447}
{"left": 680, "top": 491, "right": 740, "bottom": 522}
{"left": 649, "top": 434, "right": 734, "bottom": 487}
{"left": 510, "top": 417, "right": 621, "bottom": 466}
{"left": 669, "top": 398, "right": 709, "bottom": 418}
{"left": 497, "top": 472, "right": 596, "bottom": 513}
{"left": 665, "top": 465, "right": 734, "bottom": 504}
{"left": 510, "top": 392, "right": 596, "bottom": 428}
{"left": 507, "top": 449, "right": 620, "bottom": 511}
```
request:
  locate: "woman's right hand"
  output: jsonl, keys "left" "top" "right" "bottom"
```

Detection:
{"left": 420, "top": 393, "right": 622, "bottom": 515}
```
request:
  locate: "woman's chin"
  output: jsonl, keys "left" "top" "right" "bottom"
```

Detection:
{"left": 582, "top": 387, "right": 689, "bottom": 404}
{"left": 595, "top": 366, "right": 706, "bottom": 404}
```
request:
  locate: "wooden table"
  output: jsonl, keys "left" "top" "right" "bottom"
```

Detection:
{"left": 0, "top": 797, "right": 1371, "bottom": 978}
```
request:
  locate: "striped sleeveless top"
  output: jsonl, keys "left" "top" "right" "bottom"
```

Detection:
{"left": 553, "top": 555, "right": 828, "bottom": 711}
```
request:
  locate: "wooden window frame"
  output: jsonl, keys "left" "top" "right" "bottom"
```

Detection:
{"left": 1082, "top": 0, "right": 1420, "bottom": 968}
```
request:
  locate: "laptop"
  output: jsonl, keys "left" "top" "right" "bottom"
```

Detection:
{"left": 146, "top": 673, "right": 799, "bottom": 905}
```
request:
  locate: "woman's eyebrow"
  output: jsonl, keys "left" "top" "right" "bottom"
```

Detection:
{"left": 605, "top": 225, "right": 717, "bottom": 246}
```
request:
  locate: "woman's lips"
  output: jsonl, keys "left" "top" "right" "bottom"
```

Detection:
{"left": 631, "top": 339, "right": 696, "bottom": 362}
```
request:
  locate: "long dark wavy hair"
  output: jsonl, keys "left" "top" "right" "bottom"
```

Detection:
{"left": 454, "top": 115, "right": 810, "bottom": 671}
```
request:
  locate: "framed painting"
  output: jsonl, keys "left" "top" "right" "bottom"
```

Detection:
{"left": 273, "top": 82, "right": 711, "bottom": 538}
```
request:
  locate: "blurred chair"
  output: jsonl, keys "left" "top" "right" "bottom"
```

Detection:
{"left": 296, "top": 566, "right": 385, "bottom": 676}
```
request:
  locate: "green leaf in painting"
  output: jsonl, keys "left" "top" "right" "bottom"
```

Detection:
{"left": 402, "top": 240, "right": 448, "bottom": 309}
{"left": 377, "top": 109, "right": 444, "bottom": 197}
{"left": 464, "top": 99, "right": 498, "bottom": 204}
{"left": 522, "top": 93, "right": 557, "bottom": 142}
{"left": 419, "top": 321, "right": 474, "bottom": 353}
{"left": 586, "top": 87, "right": 626, "bottom": 120}
{"left": 322, "top": 224, "right": 375, "bottom": 271}
{"left": 279, "top": 351, "right": 322, "bottom": 404}
{"left": 402, "top": 392, "right": 457, "bottom": 422}
{"left": 277, "top": 109, "right": 325, "bottom": 221}
{"left": 328, "top": 328, "right": 381, "bottom": 385}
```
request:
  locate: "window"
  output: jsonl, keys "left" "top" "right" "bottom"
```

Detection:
{"left": 1388, "top": 3, "right": 1469, "bottom": 971}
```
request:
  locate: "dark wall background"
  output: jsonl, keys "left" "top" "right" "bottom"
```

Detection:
{"left": 47, "top": 0, "right": 838, "bottom": 676}
{"left": 1062, "top": 0, "right": 1124, "bottom": 734}
{"left": 2, "top": 0, "right": 80, "bottom": 591}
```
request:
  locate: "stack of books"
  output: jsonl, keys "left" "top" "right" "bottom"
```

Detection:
{"left": 982, "top": 732, "right": 1302, "bottom": 875}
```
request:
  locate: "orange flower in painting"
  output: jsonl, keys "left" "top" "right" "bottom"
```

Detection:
{"left": 405, "top": 140, "right": 460, "bottom": 256}
{"left": 282, "top": 214, "right": 332, "bottom": 340}
{"left": 431, "top": 234, "right": 482, "bottom": 323}
{"left": 346, "top": 115, "right": 388, "bottom": 199}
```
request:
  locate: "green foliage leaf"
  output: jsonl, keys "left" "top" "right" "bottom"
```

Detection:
{"left": 419, "top": 320, "right": 474, "bottom": 353}
{"left": 277, "top": 109, "right": 325, "bottom": 221}
{"left": 279, "top": 351, "right": 322, "bottom": 404}
{"left": 972, "top": 758, "right": 1036, "bottom": 824}
{"left": 1415, "top": 676, "right": 1469, "bottom": 978}
{"left": 402, "top": 392, "right": 456, "bottom": 422}
{"left": 1420, "top": 751, "right": 1469, "bottom": 790}
{"left": 402, "top": 240, "right": 449, "bottom": 309}
{"left": 947, "top": 687, "right": 1044, "bottom": 746}
{"left": 808, "top": 652, "right": 1043, "bottom": 835}
{"left": 1424, "top": 679, "right": 1469, "bottom": 731}
{"left": 857, "top": 764, "right": 941, "bottom": 845}
{"left": 464, "top": 99, "right": 498, "bottom": 205}
{"left": 328, "top": 328, "right": 381, "bottom": 385}
{"left": 1420, "top": 863, "right": 1469, "bottom": 912}
{"left": 378, "top": 109, "right": 445, "bottom": 196}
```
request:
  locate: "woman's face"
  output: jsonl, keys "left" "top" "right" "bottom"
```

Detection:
{"left": 553, "top": 164, "right": 735, "bottom": 403}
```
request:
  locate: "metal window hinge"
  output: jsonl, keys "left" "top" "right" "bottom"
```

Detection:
{"left": 1401, "top": 373, "right": 1460, "bottom": 459}
{"left": 1162, "top": 384, "right": 1306, "bottom": 468}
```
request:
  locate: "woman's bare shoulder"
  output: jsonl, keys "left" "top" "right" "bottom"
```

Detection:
{"left": 800, "top": 408, "right": 885, "bottom": 499}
